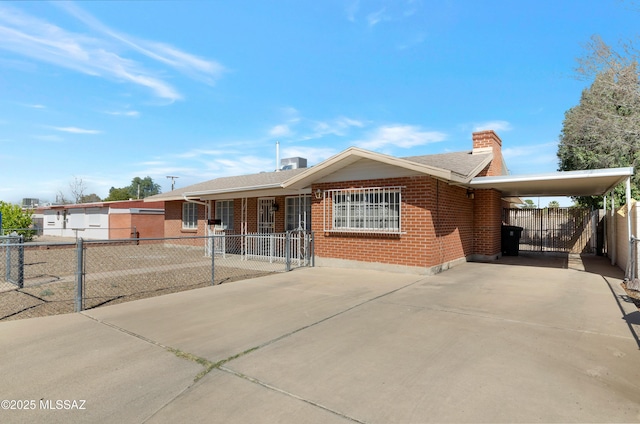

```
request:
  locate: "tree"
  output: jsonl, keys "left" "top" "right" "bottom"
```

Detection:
{"left": 522, "top": 199, "right": 536, "bottom": 209}
{"left": 103, "top": 177, "right": 161, "bottom": 201}
{"left": 55, "top": 191, "right": 71, "bottom": 205}
{"left": 131, "top": 176, "right": 161, "bottom": 199}
{"left": 0, "top": 201, "right": 34, "bottom": 240}
{"left": 104, "top": 187, "right": 131, "bottom": 202}
{"left": 69, "top": 176, "right": 87, "bottom": 204}
{"left": 548, "top": 201, "right": 560, "bottom": 209}
{"left": 80, "top": 193, "right": 102, "bottom": 203}
{"left": 558, "top": 35, "right": 640, "bottom": 207}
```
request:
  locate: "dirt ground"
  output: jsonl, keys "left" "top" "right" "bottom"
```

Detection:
{"left": 0, "top": 241, "right": 276, "bottom": 322}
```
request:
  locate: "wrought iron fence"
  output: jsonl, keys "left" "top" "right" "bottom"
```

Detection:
{"left": 0, "top": 232, "right": 313, "bottom": 321}
{"left": 502, "top": 208, "right": 597, "bottom": 253}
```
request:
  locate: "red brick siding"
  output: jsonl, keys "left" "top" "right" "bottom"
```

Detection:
{"left": 473, "top": 130, "right": 503, "bottom": 177}
{"left": 130, "top": 214, "right": 164, "bottom": 238}
{"left": 472, "top": 189, "right": 503, "bottom": 256}
{"left": 164, "top": 201, "right": 208, "bottom": 246}
{"left": 109, "top": 213, "right": 164, "bottom": 239}
{"left": 109, "top": 214, "right": 131, "bottom": 239}
{"left": 311, "top": 176, "right": 475, "bottom": 268}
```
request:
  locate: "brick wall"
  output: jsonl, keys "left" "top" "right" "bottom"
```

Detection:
{"left": 472, "top": 189, "right": 503, "bottom": 257}
{"left": 130, "top": 214, "right": 164, "bottom": 239}
{"left": 109, "top": 213, "right": 164, "bottom": 239}
{"left": 473, "top": 130, "right": 504, "bottom": 177}
{"left": 311, "top": 176, "right": 475, "bottom": 268}
{"left": 164, "top": 201, "right": 208, "bottom": 246}
{"left": 109, "top": 214, "right": 131, "bottom": 239}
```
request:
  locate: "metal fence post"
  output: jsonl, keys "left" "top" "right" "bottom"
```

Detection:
{"left": 211, "top": 235, "right": 216, "bottom": 285}
{"left": 75, "top": 238, "right": 84, "bottom": 312}
{"left": 17, "top": 235, "right": 24, "bottom": 289}
{"left": 285, "top": 231, "right": 291, "bottom": 272}
{"left": 311, "top": 231, "right": 315, "bottom": 267}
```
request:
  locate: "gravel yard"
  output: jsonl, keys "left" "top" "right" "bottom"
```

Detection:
{"left": 0, "top": 241, "right": 278, "bottom": 321}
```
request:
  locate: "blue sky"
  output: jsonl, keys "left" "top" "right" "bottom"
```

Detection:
{"left": 1, "top": 0, "right": 638, "bottom": 205}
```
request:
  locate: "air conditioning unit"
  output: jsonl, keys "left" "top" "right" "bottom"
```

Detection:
{"left": 280, "top": 157, "right": 307, "bottom": 170}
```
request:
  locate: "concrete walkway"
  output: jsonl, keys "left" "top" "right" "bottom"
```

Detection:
{"left": 1, "top": 255, "right": 639, "bottom": 423}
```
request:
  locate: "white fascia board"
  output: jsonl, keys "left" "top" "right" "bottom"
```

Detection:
{"left": 186, "top": 187, "right": 312, "bottom": 201}
{"left": 472, "top": 167, "right": 633, "bottom": 184}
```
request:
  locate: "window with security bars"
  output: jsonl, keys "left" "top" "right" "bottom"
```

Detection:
{"left": 182, "top": 202, "right": 198, "bottom": 229}
{"left": 326, "top": 187, "right": 402, "bottom": 233}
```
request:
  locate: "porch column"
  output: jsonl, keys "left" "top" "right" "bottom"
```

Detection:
{"left": 626, "top": 177, "right": 633, "bottom": 277}
{"left": 472, "top": 189, "right": 503, "bottom": 259}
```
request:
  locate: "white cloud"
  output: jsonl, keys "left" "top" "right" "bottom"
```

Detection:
{"left": 502, "top": 142, "right": 557, "bottom": 160}
{"left": 176, "top": 148, "right": 231, "bottom": 159}
{"left": 367, "top": 8, "right": 387, "bottom": 27}
{"left": 473, "top": 120, "right": 513, "bottom": 132}
{"left": 105, "top": 110, "right": 140, "bottom": 117}
{"left": 356, "top": 125, "right": 447, "bottom": 150}
{"left": 345, "top": 0, "right": 360, "bottom": 22}
{"left": 0, "top": 3, "right": 224, "bottom": 101}
{"left": 502, "top": 142, "right": 559, "bottom": 174}
{"left": 269, "top": 124, "right": 293, "bottom": 138}
{"left": 308, "top": 116, "right": 364, "bottom": 139}
{"left": 281, "top": 146, "right": 338, "bottom": 164}
{"left": 33, "top": 134, "right": 64, "bottom": 142}
{"left": 52, "top": 126, "right": 102, "bottom": 134}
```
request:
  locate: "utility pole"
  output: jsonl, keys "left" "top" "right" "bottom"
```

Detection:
{"left": 166, "top": 176, "right": 179, "bottom": 191}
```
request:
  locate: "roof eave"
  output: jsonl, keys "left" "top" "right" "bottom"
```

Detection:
{"left": 283, "top": 147, "right": 460, "bottom": 189}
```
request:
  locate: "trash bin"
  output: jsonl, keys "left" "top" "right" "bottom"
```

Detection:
{"left": 501, "top": 225, "right": 523, "bottom": 256}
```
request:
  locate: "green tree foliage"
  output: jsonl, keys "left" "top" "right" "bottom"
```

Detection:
{"left": 80, "top": 193, "right": 102, "bottom": 203}
{"left": 558, "top": 36, "right": 640, "bottom": 208}
{"left": 522, "top": 199, "right": 536, "bottom": 209}
{"left": 104, "top": 177, "right": 161, "bottom": 201}
{"left": 131, "top": 176, "right": 161, "bottom": 199}
{"left": 104, "top": 187, "right": 132, "bottom": 202}
{"left": 548, "top": 201, "right": 560, "bottom": 209}
{"left": 0, "top": 201, "right": 34, "bottom": 240}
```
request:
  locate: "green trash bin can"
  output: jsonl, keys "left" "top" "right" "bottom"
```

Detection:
{"left": 501, "top": 225, "right": 523, "bottom": 256}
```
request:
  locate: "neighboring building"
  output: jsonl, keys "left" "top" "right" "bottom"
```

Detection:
{"left": 147, "top": 130, "right": 511, "bottom": 273}
{"left": 37, "top": 200, "right": 164, "bottom": 240}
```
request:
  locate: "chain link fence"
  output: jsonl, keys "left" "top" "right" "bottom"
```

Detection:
{"left": 0, "top": 233, "right": 313, "bottom": 321}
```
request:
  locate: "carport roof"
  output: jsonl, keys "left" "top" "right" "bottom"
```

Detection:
{"left": 469, "top": 167, "right": 634, "bottom": 197}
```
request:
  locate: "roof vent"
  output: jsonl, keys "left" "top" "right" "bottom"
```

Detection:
{"left": 280, "top": 157, "right": 307, "bottom": 170}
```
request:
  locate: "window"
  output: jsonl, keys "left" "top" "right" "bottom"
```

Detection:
{"left": 285, "top": 195, "right": 311, "bottom": 231}
{"left": 215, "top": 200, "right": 234, "bottom": 230}
{"left": 87, "top": 208, "right": 101, "bottom": 227}
{"left": 182, "top": 202, "right": 198, "bottom": 229}
{"left": 327, "top": 187, "right": 401, "bottom": 233}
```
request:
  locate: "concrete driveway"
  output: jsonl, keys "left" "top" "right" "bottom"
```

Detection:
{"left": 1, "top": 255, "right": 639, "bottom": 423}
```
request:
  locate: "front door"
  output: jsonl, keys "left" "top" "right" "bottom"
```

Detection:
{"left": 258, "top": 198, "right": 275, "bottom": 234}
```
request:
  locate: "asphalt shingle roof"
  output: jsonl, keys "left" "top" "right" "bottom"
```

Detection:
{"left": 146, "top": 168, "right": 308, "bottom": 201}
{"left": 146, "top": 149, "right": 491, "bottom": 201}
{"left": 401, "top": 150, "right": 489, "bottom": 178}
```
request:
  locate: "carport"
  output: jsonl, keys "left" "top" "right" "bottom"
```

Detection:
{"left": 470, "top": 167, "right": 635, "bottom": 264}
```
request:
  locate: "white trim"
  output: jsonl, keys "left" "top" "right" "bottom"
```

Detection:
{"left": 470, "top": 167, "right": 634, "bottom": 197}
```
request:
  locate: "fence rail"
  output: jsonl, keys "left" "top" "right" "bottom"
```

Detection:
{"left": 503, "top": 208, "right": 597, "bottom": 253}
{"left": 0, "top": 232, "right": 313, "bottom": 321}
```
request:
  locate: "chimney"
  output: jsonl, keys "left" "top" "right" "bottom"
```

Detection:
{"left": 472, "top": 130, "right": 504, "bottom": 176}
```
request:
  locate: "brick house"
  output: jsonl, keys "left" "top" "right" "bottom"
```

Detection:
{"left": 148, "top": 130, "right": 511, "bottom": 274}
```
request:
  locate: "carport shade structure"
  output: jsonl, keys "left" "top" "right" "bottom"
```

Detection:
{"left": 469, "top": 166, "right": 635, "bottom": 266}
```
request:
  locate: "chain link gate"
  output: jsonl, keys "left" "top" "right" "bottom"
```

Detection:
{"left": 1, "top": 235, "right": 24, "bottom": 289}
